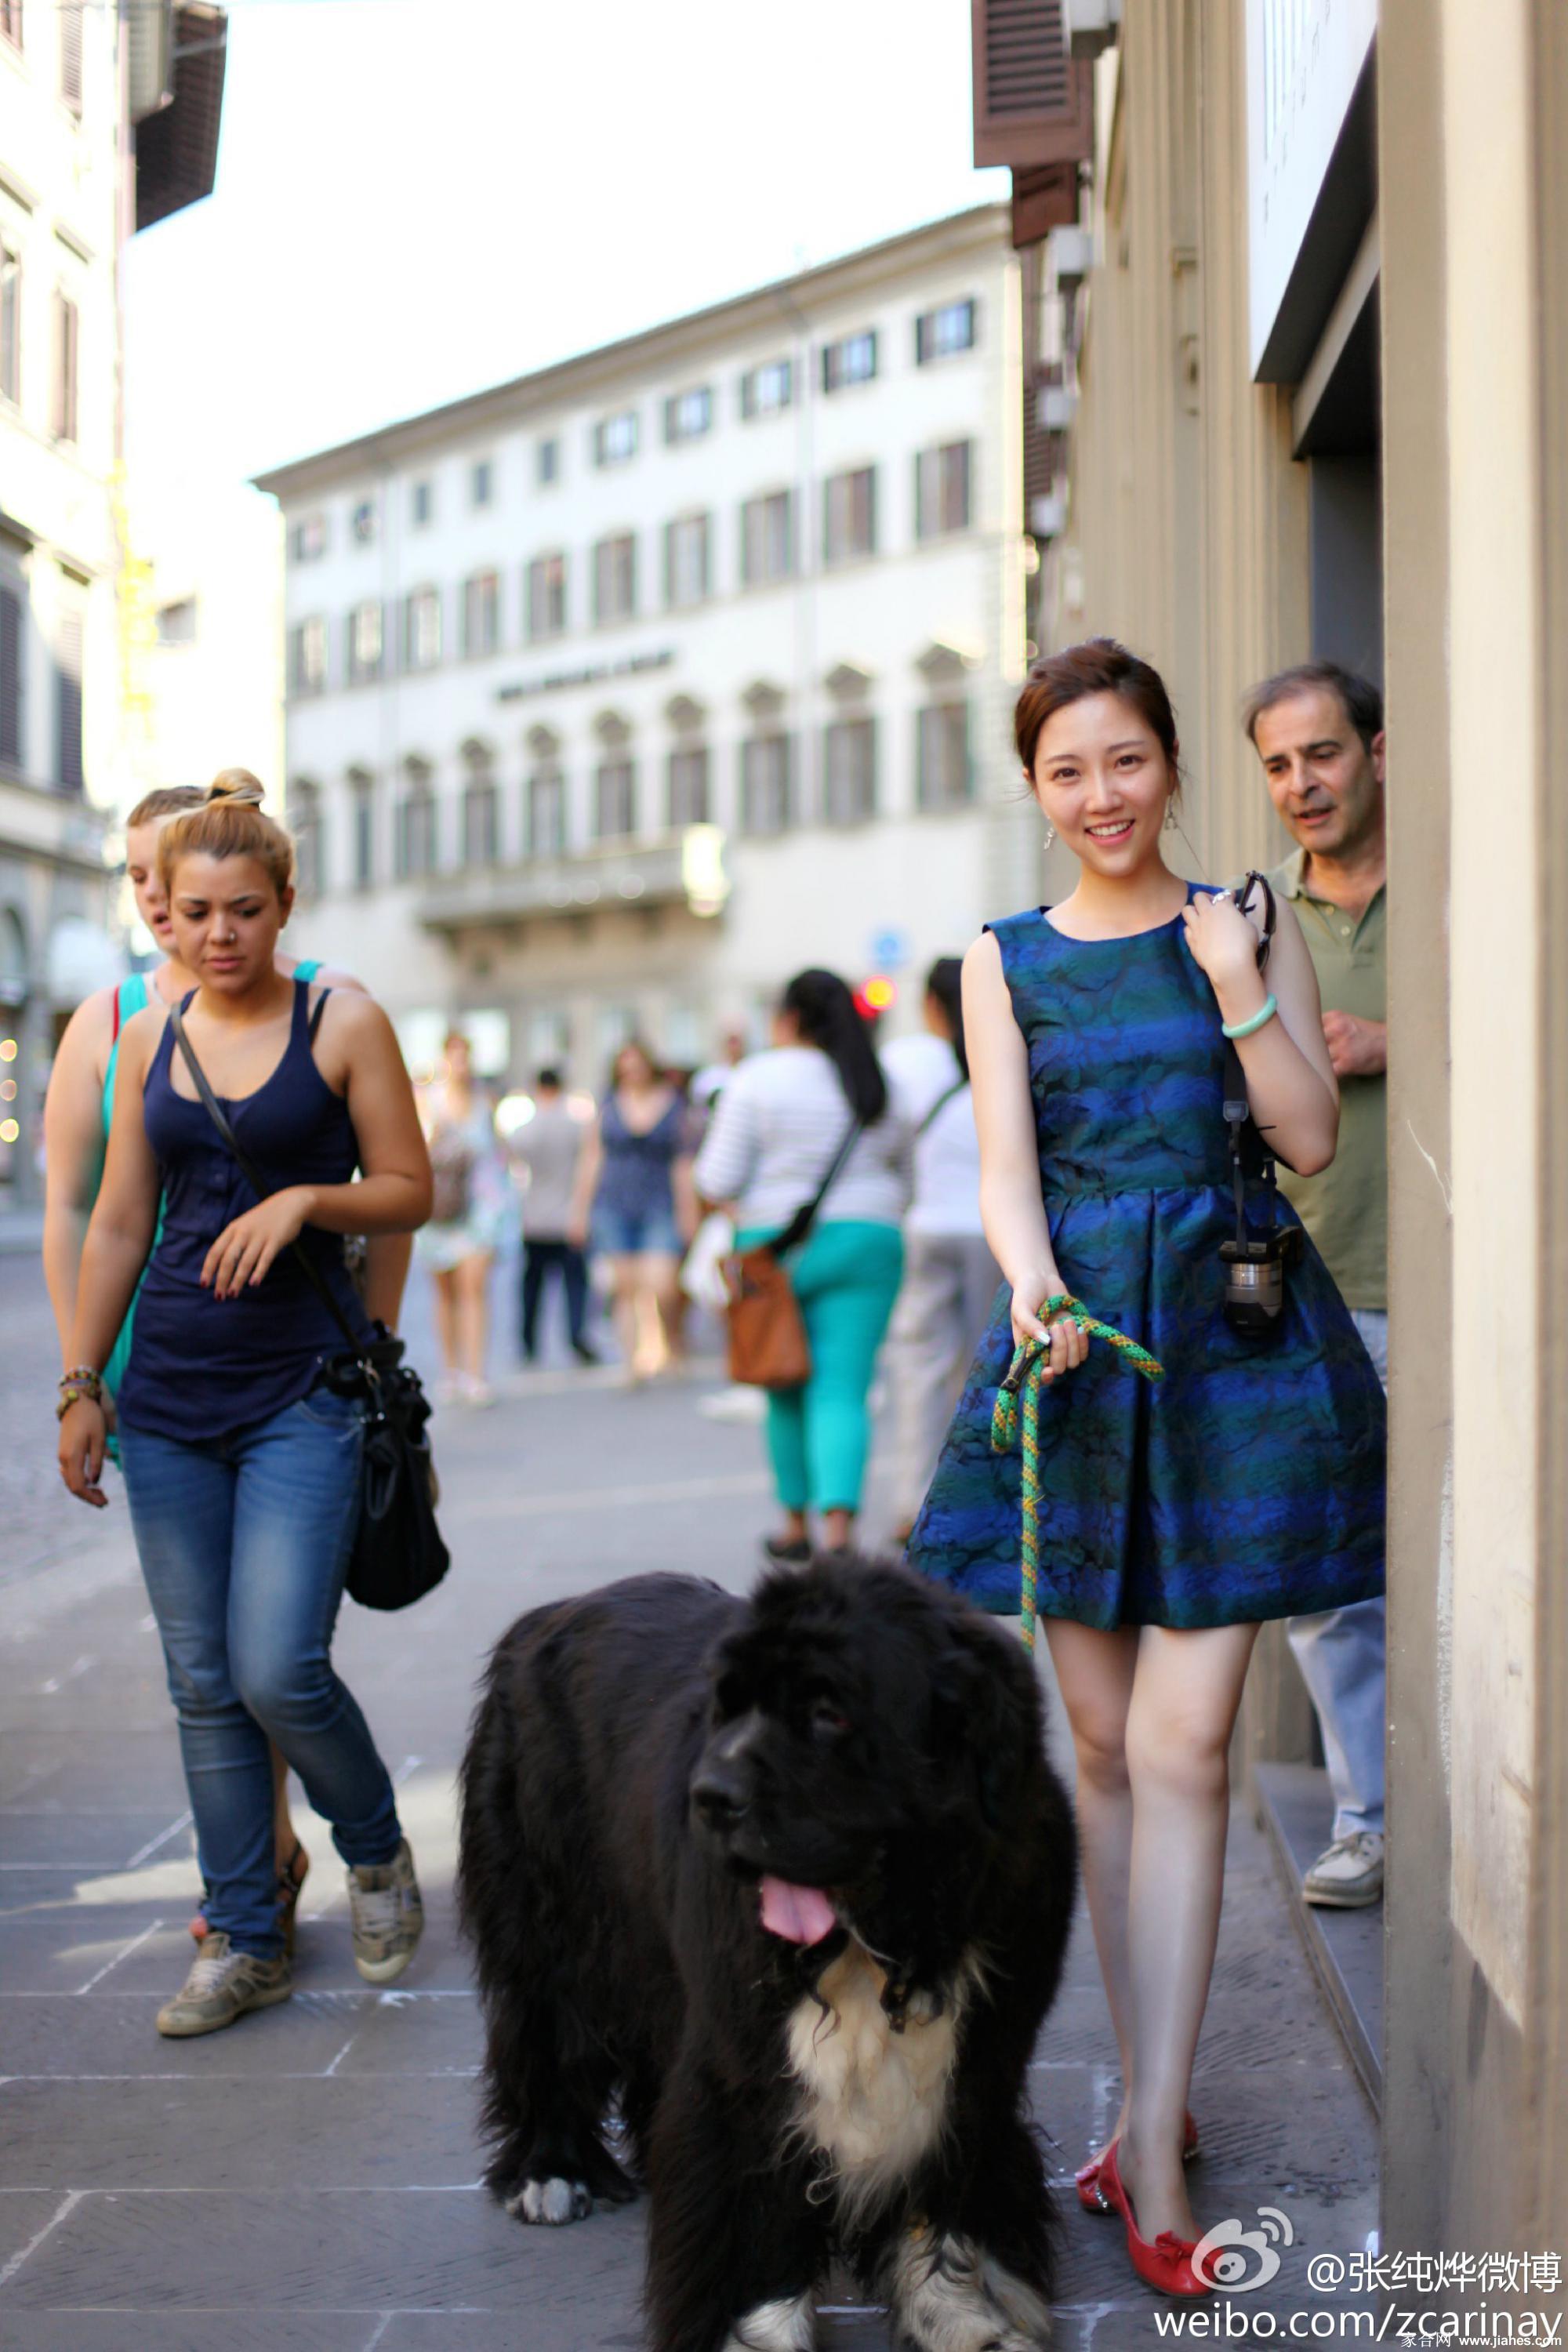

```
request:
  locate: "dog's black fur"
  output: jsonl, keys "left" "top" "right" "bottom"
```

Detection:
{"left": 458, "top": 1559, "right": 1076, "bottom": 2352}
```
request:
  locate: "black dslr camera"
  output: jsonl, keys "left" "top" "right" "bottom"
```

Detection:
{"left": 1219, "top": 873, "right": 1301, "bottom": 1340}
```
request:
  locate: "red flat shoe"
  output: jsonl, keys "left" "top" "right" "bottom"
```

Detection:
{"left": 1098, "top": 2140, "right": 1210, "bottom": 2296}
{"left": 1075, "top": 2109, "right": 1200, "bottom": 2212}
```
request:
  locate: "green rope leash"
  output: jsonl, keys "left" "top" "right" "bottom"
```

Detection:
{"left": 990, "top": 1294, "right": 1165, "bottom": 1650}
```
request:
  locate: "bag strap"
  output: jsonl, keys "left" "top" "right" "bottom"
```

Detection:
{"left": 1221, "top": 871, "right": 1280, "bottom": 1235}
{"left": 916, "top": 1075, "right": 967, "bottom": 1138}
{"left": 770, "top": 1114, "right": 862, "bottom": 1258}
{"left": 166, "top": 994, "right": 368, "bottom": 1366}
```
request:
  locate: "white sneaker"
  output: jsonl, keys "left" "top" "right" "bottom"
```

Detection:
{"left": 155, "top": 1933, "right": 292, "bottom": 2038}
{"left": 697, "top": 1385, "right": 766, "bottom": 1423}
{"left": 1303, "top": 1829, "right": 1385, "bottom": 1908}
{"left": 347, "top": 1838, "right": 425, "bottom": 1983}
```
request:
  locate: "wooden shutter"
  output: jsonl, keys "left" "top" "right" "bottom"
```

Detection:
{"left": 0, "top": 586, "right": 20, "bottom": 767}
{"left": 59, "top": 0, "right": 82, "bottom": 112}
{"left": 55, "top": 606, "right": 83, "bottom": 793}
{"left": 52, "top": 292, "right": 78, "bottom": 442}
{"left": 971, "top": 0, "right": 1093, "bottom": 169}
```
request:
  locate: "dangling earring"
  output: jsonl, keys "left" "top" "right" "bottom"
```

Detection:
{"left": 1042, "top": 821, "right": 1057, "bottom": 852}
{"left": 1163, "top": 797, "right": 1179, "bottom": 832}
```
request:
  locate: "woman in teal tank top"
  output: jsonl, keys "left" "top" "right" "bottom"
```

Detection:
{"left": 43, "top": 782, "right": 360, "bottom": 1952}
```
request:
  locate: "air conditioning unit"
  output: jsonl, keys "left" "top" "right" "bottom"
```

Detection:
{"left": 1036, "top": 385, "right": 1078, "bottom": 432}
{"left": 1030, "top": 492, "right": 1068, "bottom": 542}
{"left": 1065, "top": 0, "right": 1122, "bottom": 60}
{"left": 1047, "top": 225, "right": 1095, "bottom": 292}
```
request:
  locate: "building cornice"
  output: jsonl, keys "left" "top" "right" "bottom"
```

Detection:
{"left": 252, "top": 205, "right": 1011, "bottom": 501}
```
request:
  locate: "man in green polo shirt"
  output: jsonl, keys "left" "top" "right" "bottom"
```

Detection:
{"left": 1246, "top": 661, "right": 1388, "bottom": 1911}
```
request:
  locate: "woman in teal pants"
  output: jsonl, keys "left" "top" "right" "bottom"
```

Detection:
{"left": 694, "top": 969, "right": 911, "bottom": 1559}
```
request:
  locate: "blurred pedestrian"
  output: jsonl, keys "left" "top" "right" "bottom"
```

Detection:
{"left": 509, "top": 1067, "right": 597, "bottom": 1366}
{"left": 694, "top": 968, "right": 911, "bottom": 1562}
{"left": 906, "top": 641, "right": 1384, "bottom": 2284}
{"left": 881, "top": 956, "right": 1001, "bottom": 1546}
{"left": 690, "top": 1026, "right": 747, "bottom": 1114}
{"left": 41, "top": 782, "right": 412, "bottom": 1953}
{"left": 416, "top": 1029, "right": 510, "bottom": 1407}
{"left": 1247, "top": 661, "right": 1389, "bottom": 1911}
{"left": 568, "top": 1039, "right": 695, "bottom": 1383}
{"left": 55, "top": 774, "right": 432, "bottom": 2038}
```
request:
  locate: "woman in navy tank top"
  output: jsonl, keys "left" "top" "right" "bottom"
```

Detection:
{"left": 40, "top": 780, "right": 412, "bottom": 1951}
{"left": 56, "top": 775, "right": 434, "bottom": 2041}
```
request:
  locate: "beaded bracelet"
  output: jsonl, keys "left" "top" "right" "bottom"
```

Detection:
{"left": 56, "top": 1367, "right": 103, "bottom": 1421}
{"left": 1221, "top": 993, "right": 1279, "bottom": 1040}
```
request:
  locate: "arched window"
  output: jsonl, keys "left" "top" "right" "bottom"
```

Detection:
{"left": 287, "top": 778, "right": 324, "bottom": 895}
{"left": 461, "top": 739, "right": 499, "bottom": 867}
{"left": 395, "top": 757, "right": 437, "bottom": 880}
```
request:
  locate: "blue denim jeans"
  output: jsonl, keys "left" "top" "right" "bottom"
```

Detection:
{"left": 120, "top": 1386, "right": 403, "bottom": 1958}
{"left": 1287, "top": 1308, "right": 1388, "bottom": 1841}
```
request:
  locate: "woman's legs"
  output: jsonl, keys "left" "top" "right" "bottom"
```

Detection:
{"left": 604, "top": 1253, "right": 642, "bottom": 1376}
{"left": 791, "top": 1222, "right": 904, "bottom": 1546}
{"left": 1046, "top": 1616, "right": 1259, "bottom": 2238}
{"left": 225, "top": 1392, "right": 402, "bottom": 1872}
{"left": 452, "top": 1247, "right": 494, "bottom": 1394}
{"left": 430, "top": 1265, "right": 460, "bottom": 1381}
{"left": 120, "top": 1426, "right": 280, "bottom": 1957}
{"left": 1042, "top": 1617, "right": 1142, "bottom": 2112}
{"left": 637, "top": 1249, "right": 683, "bottom": 1370}
{"left": 1120, "top": 1621, "right": 1261, "bottom": 2240}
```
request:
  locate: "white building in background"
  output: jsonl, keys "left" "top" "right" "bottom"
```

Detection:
{"left": 256, "top": 206, "right": 1036, "bottom": 1084}
{"left": 130, "top": 486, "right": 285, "bottom": 813}
{"left": 0, "top": 0, "right": 227, "bottom": 1200}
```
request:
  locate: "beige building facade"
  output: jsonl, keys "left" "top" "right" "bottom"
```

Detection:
{"left": 976, "top": 0, "right": 1567, "bottom": 2278}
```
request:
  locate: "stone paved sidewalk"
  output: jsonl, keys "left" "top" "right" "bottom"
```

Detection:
{"left": 0, "top": 1255, "right": 1379, "bottom": 2350}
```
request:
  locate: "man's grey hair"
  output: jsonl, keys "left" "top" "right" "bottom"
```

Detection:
{"left": 1243, "top": 662, "right": 1384, "bottom": 756}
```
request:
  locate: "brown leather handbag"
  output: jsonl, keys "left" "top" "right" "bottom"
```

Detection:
{"left": 721, "top": 1118, "right": 861, "bottom": 1389}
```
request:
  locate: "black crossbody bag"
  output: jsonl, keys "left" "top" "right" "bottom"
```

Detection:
{"left": 168, "top": 997, "right": 450, "bottom": 1613}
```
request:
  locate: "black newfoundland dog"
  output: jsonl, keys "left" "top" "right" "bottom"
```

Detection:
{"left": 459, "top": 1559, "right": 1076, "bottom": 2352}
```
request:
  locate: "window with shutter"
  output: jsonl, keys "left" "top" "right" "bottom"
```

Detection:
{"left": 463, "top": 572, "right": 500, "bottom": 658}
{"left": 528, "top": 768, "right": 567, "bottom": 857}
{"left": 0, "top": 244, "right": 19, "bottom": 405}
{"left": 970, "top": 0, "right": 1094, "bottom": 169}
{"left": 592, "top": 535, "right": 637, "bottom": 626}
{"left": 740, "top": 492, "right": 794, "bottom": 588}
{"left": 823, "top": 717, "right": 877, "bottom": 825}
{"left": 347, "top": 601, "right": 383, "bottom": 684}
{"left": 289, "top": 781, "right": 323, "bottom": 895}
{"left": 463, "top": 776, "right": 498, "bottom": 866}
{"left": 527, "top": 552, "right": 568, "bottom": 641}
{"left": 55, "top": 606, "right": 83, "bottom": 793}
{"left": 594, "top": 760, "right": 636, "bottom": 840}
{"left": 59, "top": 0, "right": 82, "bottom": 112}
{"left": 1, "top": 2, "right": 22, "bottom": 52}
{"left": 739, "top": 734, "right": 793, "bottom": 835}
{"left": 916, "top": 441, "right": 974, "bottom": 539}
{"left": 52, "top": 292, "right": 78, "bottom": 443}
{"left": 0, "top": 585, "right": 22, "bottom": 768}
{"left": 740, "top": 358, "right": 793, "bottom": 420}
{"left": 917, "top": 702, "right": 973, "bottom": 810}
{"left": 822, "top": 468, "right": 877, "bottom": 567}
{"left": 663, "top": 514, "right": 710, "bottom": 609}
{"left": 350, "top": 775, "right": 376, "bottom": 890}
{"left": 667, "top": 745, "right": 710, "bottom": 828}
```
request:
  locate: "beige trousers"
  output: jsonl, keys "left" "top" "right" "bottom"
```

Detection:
{"left": 887, "top": 1229, "right": 1004, "bottom": 1530}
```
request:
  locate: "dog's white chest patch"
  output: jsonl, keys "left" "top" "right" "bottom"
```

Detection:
{"left": 785, "top": 1943, "right": 964, "bottom": 2211}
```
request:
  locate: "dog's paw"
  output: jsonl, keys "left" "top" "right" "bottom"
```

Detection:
{"left": 503, "top": 2176, "right": 593, "bottom": 2226}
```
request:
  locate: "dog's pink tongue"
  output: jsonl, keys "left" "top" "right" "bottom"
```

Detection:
{"left": 758, "top": 1875, "right": 837, "bottom": 1946}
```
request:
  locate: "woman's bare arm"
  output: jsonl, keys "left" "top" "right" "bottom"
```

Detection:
{"left": 1181, "top": 891, "right": 1339, "bottom": 1175}
{"left": 65, "top": 1011, "right": 163, "bottom": 1376}
{"left": 964, "top": 932, "right": 1083, "bottom": 1365}
{"left": 41, "top": 988, "right": 115, "bottom": 1363}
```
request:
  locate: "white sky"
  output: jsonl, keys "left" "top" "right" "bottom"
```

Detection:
{"left": 123, "top": 0, "right": 1007, "bottom": 512}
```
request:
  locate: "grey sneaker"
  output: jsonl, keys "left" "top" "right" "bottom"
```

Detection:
{"left": 1303, "top": 1829, "right": 1385, "bottom": 1908}
{"left": 155, "top": 1932, "right": 292, "bottom": 2038}
{"left": 347, "top": 1837, "right": 424, "bottom": 1984}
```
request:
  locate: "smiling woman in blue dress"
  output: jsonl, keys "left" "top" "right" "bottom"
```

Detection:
{"left": 55, "top": 775, "right": 434, "bottom": 2040}
{"left": 908, "top": 641, "right": 1384, "bottom": 2297}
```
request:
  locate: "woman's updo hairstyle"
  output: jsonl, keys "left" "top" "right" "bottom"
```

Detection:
{"left": 1014, "top": 637, "right": 1184, "bottom": 807}
{"left": 780, "top": 967, "right": 887, "bottom": 1126}
{"left": 154, "top": 769, "right": 296, "bottom": 898}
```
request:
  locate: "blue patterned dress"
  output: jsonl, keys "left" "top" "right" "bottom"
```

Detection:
{"left": 906, "top": 886, "right": 1386, "bottom": 1629}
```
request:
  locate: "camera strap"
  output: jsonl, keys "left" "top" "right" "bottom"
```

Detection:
{"left": 1221, "top": 873, "right": 1279, "bottom": 1247}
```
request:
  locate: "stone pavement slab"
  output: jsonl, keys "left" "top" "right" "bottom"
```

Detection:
{"left": 0, "top": 1255, "right": 1380, "bottom": 2350}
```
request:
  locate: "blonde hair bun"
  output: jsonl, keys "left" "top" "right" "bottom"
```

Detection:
{"left": 206, "top": 768, "right": 267, "bottom": 808}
